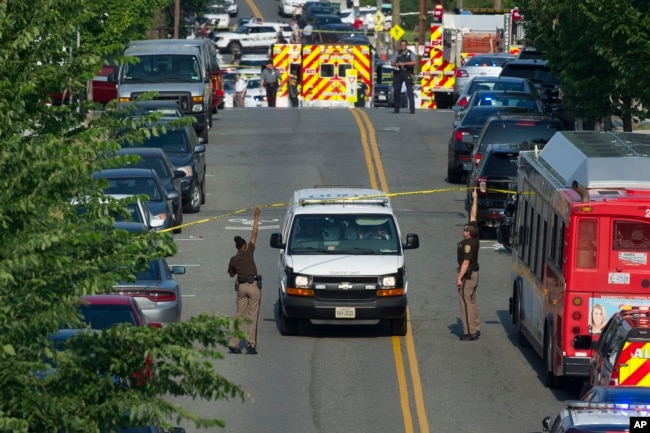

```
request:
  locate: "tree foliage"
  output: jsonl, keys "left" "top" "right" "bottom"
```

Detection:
{"left": 0, "top": 1, "right": 245, "bottom": 432}
{"left": 521, "top": 0, "right": 650, "bottom": 130}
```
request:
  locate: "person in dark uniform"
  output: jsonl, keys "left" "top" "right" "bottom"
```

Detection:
{"left": 260, "top": 60, "right": 281, "bottom": 107}
{"left": 457, "top": 189, "right": 480, "bottom": 341}
{"left": 389, "top": 39, "right": 416, "bottom": 114}
{"left": 228, "top": 206, "right": 261, "bottom": 354}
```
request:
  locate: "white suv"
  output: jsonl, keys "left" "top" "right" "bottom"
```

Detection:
{"left": 214, "top": 22, "right": 292, "bottom": 54}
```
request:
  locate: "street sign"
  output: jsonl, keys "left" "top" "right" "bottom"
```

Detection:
{"left": 374, "top": 23, "right": 384, "bottom": 33}
{"left": 389, "top": 24, "right": 405, "bottom": 41}
{"left": 345, "top": 69, "right": 358, "bottom": 103}
{"left": 374, "top": 10, "right": 385, "bottom": 25}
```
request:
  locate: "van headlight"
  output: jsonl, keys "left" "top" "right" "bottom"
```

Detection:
{"left": 382, "top": 276, "right": 396, "bottom": 287}
{"left": 295, "top": 275, "right": 309, "bottom": 287}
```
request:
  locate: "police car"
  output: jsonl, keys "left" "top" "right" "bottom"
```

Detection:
{"left": 542, "top": 401, "right": 650, "bottom": 432}
{"left": 269, "top": 186, "right": 419, "bottom": 336}
{"left": 585, "top": 306, "right": 650, "bottom": 393}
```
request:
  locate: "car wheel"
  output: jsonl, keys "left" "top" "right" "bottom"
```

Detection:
{"left": 544, "top": 328, "right": 560, "bottom": 388}
{"left": 208, "top": 111, "right": 213, "bottom": 128}
{"left": 514, "top": 290, "right": 531, "bottom": 347}
{"left": 200, "top": 126, "right": 209, "bottom": 144}
{"left": 390, "top": 317, "right": 407, "bottom": 336}
{"left": 279, "top": 302, "right": 298, "bottom": 336}
{"left": 447, "top": 166, "right": 462, "bottom": 184}
{"left": 228, "top": 41, "right": 242, "bottom": 54}
{"left": 183, "top": 182, "right": 201, "bottom": 213}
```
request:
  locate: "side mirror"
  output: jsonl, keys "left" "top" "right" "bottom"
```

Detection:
{"left": 451, "top": 105, "right": 461, "bottom": 112}
{"left": 173, "top": 169, "right": 186, "bottom": 179}
{"left": 542, "top": 416, "right": 553, "bottom": 431}
{"left": 270, "top": 232, "right": 285, "bottom": 249}
{"left": 194, "top": 143, "right": 206, "bottom": 154}
{"left": 402, "top": 233, "right": 419, "bottom": 250}
{"left": 172, "top": 265, "right": 186, "bottom": 275}
{"left": 167, "top": 190, "right": 180, "bottom": 200}
{"left": 107, "top": 73, "right": 119, "bottom": 84}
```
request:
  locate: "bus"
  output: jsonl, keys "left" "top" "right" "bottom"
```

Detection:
{"left": 503, "top": 131, "right": 650, "bottom": 387}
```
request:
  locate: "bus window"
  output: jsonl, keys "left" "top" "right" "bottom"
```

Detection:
{"left": 576, "top": 218, "right": 597, "bottom": 269}
{"left": 614, "top": 221, "right": 650, "bottom": 250}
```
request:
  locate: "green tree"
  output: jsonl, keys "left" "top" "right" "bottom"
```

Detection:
{"left": 521, "top": 0, "right": 650, "bottom": 131}
{"left": 0, "top": 1, "right": 245, "bottom": 432}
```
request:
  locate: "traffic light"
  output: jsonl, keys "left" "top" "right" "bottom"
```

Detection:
{"left": 432, "top": 4, "right": 443, "bottom": 23}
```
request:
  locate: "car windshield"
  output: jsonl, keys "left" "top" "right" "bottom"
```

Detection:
{"left": 80, "top": 305, "right": 138, "bottom": 329}
{"left": 134, "top": 260, "right": 162, "bottom": 281}
{"left": 288, "top": 214, "right": 399, "bottom": 255}
{"left": 122, "top": 55, "right": 202, "bottom": 83}
{"left": 501, "top": 64, "right": 559, "bottom": 85}
{"left": 465, "top": 56, "right": 512, "bottom": 67}
{"left": 103, "top": 178, "right": 162, "bottom": 201}
{"left": 486, "top": 152, "right": 519, "bottom": 177}
{"left": 130, "top": 129, "right": 191, "bottom": 153}
{"left": 127, "top": 158, "right": 172, "bottom": 180}
{"left": 113, "top": 203, "right": 145, "bottom": 224}
{"left": 481, "top": 122, "right": 561, "bottom": 147}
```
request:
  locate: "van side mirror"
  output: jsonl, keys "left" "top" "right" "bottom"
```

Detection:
{"left": 270, "top": 232, "right": 285, "bottom": 249}
{"left": 402, "top": 233, "right": 419, "bottom": 250}
{"left": 107, "top": 73, "right": 118, "bottom": 84}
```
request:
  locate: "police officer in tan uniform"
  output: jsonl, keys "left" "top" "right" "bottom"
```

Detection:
{"left": 457, "top": 190, "right": 480, "bottom": 341}
{"left": 228, "top": 207, "right": 261, "bottom": 354}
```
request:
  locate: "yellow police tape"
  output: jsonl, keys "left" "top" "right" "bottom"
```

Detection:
{"left": 158, "top": 186, "right": 516, "bottom": 233}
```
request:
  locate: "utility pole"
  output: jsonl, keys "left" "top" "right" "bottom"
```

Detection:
{"left": 174, "top": 0, "right": 180, "bottom": 39}
{"left": 418, "top": 0, "right": 426, "bottom": 49}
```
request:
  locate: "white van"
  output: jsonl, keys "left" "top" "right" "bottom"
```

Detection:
{"left": 269, "top": 187, "right": 419, "bottom": 336}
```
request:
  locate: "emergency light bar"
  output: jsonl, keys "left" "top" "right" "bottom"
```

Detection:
{"left": 566, "top": 400, "right": 650, "bottom": 411}
{"left": 299, "top": 197, "right": 389, "bottom": 206}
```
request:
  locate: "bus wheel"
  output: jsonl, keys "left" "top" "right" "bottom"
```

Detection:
{"left": 514, "top": 293, "right": 531, "bottom": 347}
{"left": 544, "top": 330, "right": 560, "bottom": 388}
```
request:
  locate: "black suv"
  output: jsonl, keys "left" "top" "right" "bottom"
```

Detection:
{"left": 499, "top": 59, "right": 575, "bottom": 130}
{"left": 469, "top": 114, "right": 563, "bottom": 168}
{"left": 120, "top": 124, "right": 206, "bottom": 213}
{"left": 466, "top": 143, "right": 522, "bottom": 229}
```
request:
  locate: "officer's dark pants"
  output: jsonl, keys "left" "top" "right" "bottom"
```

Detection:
{"left": 265, "top": 84, "right": 278, "bottom": 107}
{"left": 393, "top": 72, "right": 415, "bottom": 113}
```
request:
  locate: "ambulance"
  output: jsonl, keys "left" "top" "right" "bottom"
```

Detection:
{"left": 585, "top": 306, "right": 650, "bottom": 393}
{"left": 271, "top": 43, "right": 373, "bottom": 107}
{"left": 269, "top": 187, "right": 419, "bottom": 336}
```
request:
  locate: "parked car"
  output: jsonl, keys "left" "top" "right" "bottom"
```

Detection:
{"left": 243, "top": 77, "right": 267, "bottom": 107}
{"left": 119, "top": 124, "right": 206, "bottom": 214}
{"left": 452, "top": 76, "right": 543, "bottom": 110}
{"left": 447, "top": 105, "right": 535, "bottom": 183}
{"left": 225, "top": 0, "right": 238, "bottom": 17}
{"left": 214, "top": 22, "right": 292, "bottom": 54}
{"left": 79, "top": 294, "right": 162, "bottom": 329}
{"left": 542, "top": 400, "right": 649, "bottom": 433}
{"left": 585, "top": 306, "right": 650, "bottom": 393}
{"left": 453, "top": 90, "right": 545, "bottom": 123}
{"left": 112, "top": 257, "right": 185, "bottom": 324}
{"left": 466, "top": 143, "right": 522, "bottom": 230}
{"left": 469, "top": 114, "right": 564, "bottom": 168}
{"left": 310, "top": 13, "right": 343, "bottom": 30}
{"left": 73, "top": 194, "right": 163, "bottom": 232}
{"left": 516, "top": 46, "right": 545, "bottom": 60}
{"left": 204, "top": 2, "right": 230, "bottom": 30}
{"left": 581, "top": 385, "right": 650, "bottom": 403}
{"left": 93, "top": 168, "right": 181, "bottom": 233}
{"left": 314, "top": 23, "right": 368, "bottom": 44}
{"left": 116, "top": 147, "right": 185, "bottom": 234}
{"left": 453, "top": 53, "right": 515, "bottom": 101}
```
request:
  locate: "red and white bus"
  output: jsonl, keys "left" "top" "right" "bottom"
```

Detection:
{"left": 504, "top": 131, "right": 650, "bottom": 387}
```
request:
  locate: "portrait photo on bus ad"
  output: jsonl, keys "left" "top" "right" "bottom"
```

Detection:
{"left": 588, "top": 297, "right": 650, "bottom": 334}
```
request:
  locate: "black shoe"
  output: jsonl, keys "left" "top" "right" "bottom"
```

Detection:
{"left": 393, "top": 111, "right": 399, "bottom": 113}
{"left": 246, "top": 343, "right": 257, "bottom": 355}
{"left": 410, "top": 111, "right": 415, "bottom": 114}
{"left": 459, "top": 334, "right": 477, "bottom": 341}
{"left": 475, "top": 331, "right": 481, "bottom": 338}
{"left": 228, "top": 346, "right": 242, "bottom": 354}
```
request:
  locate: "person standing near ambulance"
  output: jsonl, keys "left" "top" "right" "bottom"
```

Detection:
{"left": 228, "top": 206, "right": 261, "bottom": 354}
{"left": 457, "top": 189, "right": 480, "bottom": 341}
{"left": 389, "top": 39, "right": 416, "bottom": 114}
{"left": 260, "top": 60, "right": 281, "bottom": 107}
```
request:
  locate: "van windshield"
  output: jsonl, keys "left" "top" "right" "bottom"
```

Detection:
{"left": 288, "top": 214, "right": 399, "bottom": 255}
{"left": 122, "top": 55, "right": 203, "bottom": 83}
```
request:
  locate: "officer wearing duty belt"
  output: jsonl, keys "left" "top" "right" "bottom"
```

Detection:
{"left": 228, "top": 206, "right": 262, "bottom": 354}
{"left": 456, "top": 190, "right": 480, "bottom": 341}
{"left": 389, "top": 39, "right": 416, "bottom": 113}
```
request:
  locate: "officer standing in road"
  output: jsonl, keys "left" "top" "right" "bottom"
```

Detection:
{"left": 457, "top": 190, "right": 480, "bottom": 341}
{"left": 389, "top": 39, "right": 416, "bottom": 114}
{"left": 228, "top": 206, "right": 261, "bottom": 354}
{"left": 260, "top": 60, "right": 281, "bottom": 107}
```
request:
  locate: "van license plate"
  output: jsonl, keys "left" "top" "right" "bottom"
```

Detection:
{"left": 335, "top": 307, "right": 356, "bottom": 318}
{"left": 609, "top": 273, "right": 630, "bottom": 284}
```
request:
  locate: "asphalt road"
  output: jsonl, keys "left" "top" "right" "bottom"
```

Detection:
{"left": 165, "top": 105, "right": 583, "bottom": 433}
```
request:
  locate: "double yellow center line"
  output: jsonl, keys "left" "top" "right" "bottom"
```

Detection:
{"left": 349, "top": 108, "right": 430, "bottom": 433}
